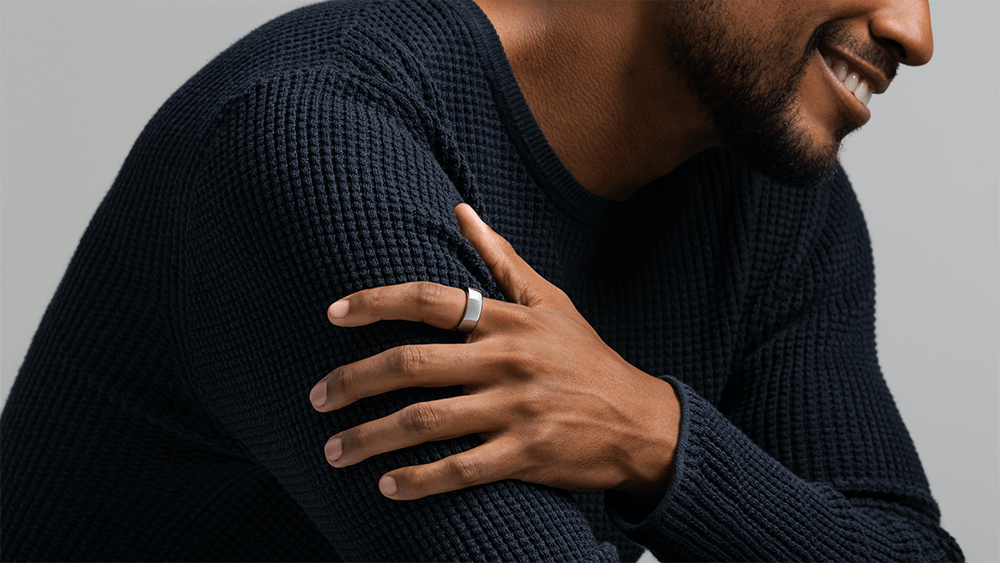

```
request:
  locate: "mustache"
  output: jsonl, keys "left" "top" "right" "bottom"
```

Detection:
{"left": 809, "top": 21, "right": 899, "bottom": 83}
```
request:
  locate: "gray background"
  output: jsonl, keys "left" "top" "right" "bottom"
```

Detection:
{"left": 1, "top": 1, "right": 997, "bottom": 561}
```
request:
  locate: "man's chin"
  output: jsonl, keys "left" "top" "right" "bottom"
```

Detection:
{"left": 734, "top": 132, "right": 842, "bottom": 188}
{"left": 750, "top": 151, "right": 840, "bottom": 188}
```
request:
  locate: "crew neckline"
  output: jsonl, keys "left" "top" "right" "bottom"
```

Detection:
{"left": 449, "top": 0, "right": 629, "bottom": 227}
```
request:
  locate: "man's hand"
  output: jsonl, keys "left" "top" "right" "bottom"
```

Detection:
{"left": 309, "top": 204, "right": 681, "bottom": 501}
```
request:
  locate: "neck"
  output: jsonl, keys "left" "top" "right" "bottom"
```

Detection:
{"left": 474, "top": 0, "right": 721, "bottom": 201}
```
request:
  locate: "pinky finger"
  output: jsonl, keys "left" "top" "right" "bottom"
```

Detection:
{"left": 379, "top": 439, "right": 517, "bottom": 500}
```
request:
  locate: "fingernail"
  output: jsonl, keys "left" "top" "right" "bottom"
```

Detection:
{"left": 379, "top": 475, "right": 397, "bottom": 496}
{"left": 309, "top": 382, "right": 327, "bottom": 408}
{"left": 328, "top": 300, "right": 349, "bottom": 320}
{"left": 325, "top": 437, "right": 342, "bottom": 463}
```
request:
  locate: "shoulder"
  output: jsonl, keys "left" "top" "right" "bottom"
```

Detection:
{"left": 193, "top": 0, "right": 479, "bottom": 111}
{"left": 195, "top": 1, "right": 448, "bottom": 95}
{"left": 141, "top": 0, "right": 478, "bottom": 158}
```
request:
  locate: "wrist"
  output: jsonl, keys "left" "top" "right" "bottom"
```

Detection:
{"left": 612, "top": 373, "right": 680, "bottom": 499}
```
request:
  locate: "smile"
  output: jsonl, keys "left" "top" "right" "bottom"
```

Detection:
{"left": 822, "top": 53, "right": 873, "bottom": 107}
{"left": 815, "top": 42, "right": 892, "bottom": 127}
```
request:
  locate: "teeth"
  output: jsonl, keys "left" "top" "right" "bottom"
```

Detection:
{"left": 843, "top": 72, "right": 860, "bottom": 92}
{"left": 854, "top": 81, "right": 872, "bottom": 105}
{"left": 832, "top": 60, "right": 848, "bottom": 82}
{"left": 824, "top": 55, "right": 873, "bottom": 107}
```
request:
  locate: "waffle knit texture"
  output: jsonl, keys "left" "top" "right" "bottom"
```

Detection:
{"left": 1, "top": 1, "right": 963, "bottom": 561}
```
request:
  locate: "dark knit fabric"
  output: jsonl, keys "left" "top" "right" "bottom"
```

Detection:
{"left": 1, "top": 1, "right": 962, "bottom": 561}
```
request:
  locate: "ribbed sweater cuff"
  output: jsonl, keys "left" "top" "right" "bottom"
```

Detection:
{"left": 606, "top": 377, "right": 863, "bottom": 561}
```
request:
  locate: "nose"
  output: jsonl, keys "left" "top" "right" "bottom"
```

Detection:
{"left": 869, "top": 0, "right": 934, "bottom": 66}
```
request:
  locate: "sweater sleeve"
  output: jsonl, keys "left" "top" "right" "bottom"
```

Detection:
{"left": 606, "top": 171, "right": 964, "bottom": 562}
{"left": 182, "top": 70, "right": 626, "bottom": 561}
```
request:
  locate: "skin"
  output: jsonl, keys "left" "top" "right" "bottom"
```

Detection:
{"left": 314, "top": 204, "right": 679, "bottom": 500}
{"left": 310, "top": 0, "right": 934, "bottom": 502}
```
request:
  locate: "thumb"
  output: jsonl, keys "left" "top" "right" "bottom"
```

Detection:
{"left": 455, "top": 203, "right": 556, "bottom": 307}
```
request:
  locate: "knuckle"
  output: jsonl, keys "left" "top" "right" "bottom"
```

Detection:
{"left": 332, "top": 366, "right": 354, "bottom": 397}
{"left": 550, "top": 287, "right": 572, "bottom": 306}
{"left": 507, "top": 306, "right": 539, "bottom": 331}
{"left": 492, "top": 262, "right": 524, "bottom": 290}
{"left": 526, "top": 421, "right": 557, "bottom": 452}
{"left": 496, "top": 238, "right": 517, "bottom": 259}
{"left": 450, "top": 454, "right": 482, "bottom": 485}
{"left": 403, "top": 467, "right": 426, "bottom": 490}
{"left": 503, "top": 347, "right": 535, "bottom": 374}
{"left": 413, "top": 281, "right": 444, "bottom": 308}
{"left": 339, "top": 427, "right": 362, "bottom": 452}
{"left": 492, "top": 260, "right": 516, "bottom": 285}
{"left": 510, "top": 389, "right": 542, "bottom": 419}
{"left": 403, "top": 402, "right": 439, "bottom": 435}
{"left": 520, "top": 441, "right": 544, "bottom": 469}
{"left": 356, "top": 288, "right": 380, "bottom": 310}
{"left": 347, "top": 421, "right": 378, "bottom": 453}
{"left": 391, "top": 345, "right": 424, "bottom": 374}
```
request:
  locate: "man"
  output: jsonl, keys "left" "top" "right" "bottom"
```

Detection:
{"left": 1, "top": 0, "right": 962, "bottom": 561}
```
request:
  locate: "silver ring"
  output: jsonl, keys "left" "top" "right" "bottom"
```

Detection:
{"left": 454, "top": 287, "right": 483, "bottom": 333}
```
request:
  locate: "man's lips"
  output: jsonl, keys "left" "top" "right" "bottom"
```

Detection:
{"left": 821, "top": 51, "right": 873, "bottom": 115}
{"left": 819, "top": 44, "right": 891, "bottom": 97}
{"left": 814, "top": 43, "right": 894, "bottom": 127}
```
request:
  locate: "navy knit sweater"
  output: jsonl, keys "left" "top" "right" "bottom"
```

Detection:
{"left": 1, "top": 1, "right": 963, "bottom": 561}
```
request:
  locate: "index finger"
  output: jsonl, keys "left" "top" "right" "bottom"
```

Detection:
{"left": 328, "top": 281, "right": 469, "bottom": 330}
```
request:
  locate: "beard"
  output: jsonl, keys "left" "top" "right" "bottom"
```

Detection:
{"left": 664, "top": 4, "right": 859, "bottom": 187}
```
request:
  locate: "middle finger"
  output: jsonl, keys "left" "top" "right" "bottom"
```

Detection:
{"left": 311, "top": 342, "right": 487, "bottom": 411}
{"left": 325, "top": 394, "right": 499, "bottom": 467}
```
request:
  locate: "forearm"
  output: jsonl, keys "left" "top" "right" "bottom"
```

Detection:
{"left": 608, "top": 378, "right": 963, "bottom": 562}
